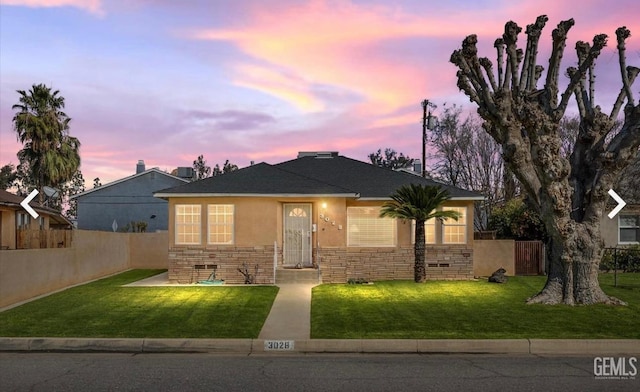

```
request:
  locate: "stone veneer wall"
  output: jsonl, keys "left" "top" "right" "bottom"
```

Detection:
{"left": 318, "top": 245, "right": 474, "bottom": 283}
{"left": 169, "top": 244, "right": 474, "bottom": 284}
{"left": 169, "top": 245, "right": 276, "bottom": 284}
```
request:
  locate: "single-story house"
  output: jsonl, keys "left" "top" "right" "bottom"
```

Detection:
{"left": 71, "top": 160, "right": 190, "bottom": 232}
{"left": 154, "top": 152, "right": 484, "bottom": 284}
{"left": 0, "top": 189, "right": 72, "bottom": 249}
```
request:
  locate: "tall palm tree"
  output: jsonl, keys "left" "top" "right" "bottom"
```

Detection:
{"left": 380, "top": 184, "right": 460, "bottom": 283}
{"left": 12, "top": 84, "right": 80, "bottom": 202}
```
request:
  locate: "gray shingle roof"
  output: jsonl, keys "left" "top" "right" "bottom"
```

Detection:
{"left": 276, "top": 155, "right": 482, "bottom": 199}
{"left": 155, "top": 155, "right": 483, "bottom": 200}
{"left": 70, "top": 168, "right": 188, "bottom": 200}
{"left": 154, "top": 162, "right": 358, "bottom": 197}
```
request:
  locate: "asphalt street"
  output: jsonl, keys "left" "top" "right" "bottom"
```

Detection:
{"left": 1, "top": 353, "right": 638, "bottom": 391}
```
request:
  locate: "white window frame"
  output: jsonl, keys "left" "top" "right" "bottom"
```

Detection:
{"left": 442, "top": 206, "right": 467, "bottom": 244}
{"left": 347, "top": 206, "right": 397, "bottom": 247}
{"left": 208, "top": 204, "right": 234, "bottom": 245}
{"left": 175, "top": 204, "right": 201, "bottom": 245}
{"left": 618, "top": 214, "right": 640, "bottom": 244}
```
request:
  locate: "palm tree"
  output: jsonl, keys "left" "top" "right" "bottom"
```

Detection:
{"left": 12, "top": 84, "right": 80, "bottom": 202}
{"left": 380, "top": 184, "right": 460, "bottom": 283}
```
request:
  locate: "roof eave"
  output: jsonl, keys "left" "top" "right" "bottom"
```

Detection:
{"left": 357, "top": 196, "right": 485, "bottom": 201}
{"left": 153, "top": 192, "right": 360, "bottom": 199}
{"left": 0, "top": 202, "right": 72, "bottom": 225}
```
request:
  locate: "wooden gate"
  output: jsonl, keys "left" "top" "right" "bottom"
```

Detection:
{"left": 515, "top": 241, "right": 544, "bottom": 275}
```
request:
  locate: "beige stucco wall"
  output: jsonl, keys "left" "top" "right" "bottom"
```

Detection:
{"left": 0, "top": 230, "right": 168, "bottom": 308}
{"left": 168, "top": 197, "right": 475, "bottom": 248}
{"left": 168, "top": 197, "right": 280, "bottom": 247}
{"left": 601, "top": 205, "right": 640, "bottom": 248}
{"left": 474, "top": 239, "right": 515, "bottom": 277}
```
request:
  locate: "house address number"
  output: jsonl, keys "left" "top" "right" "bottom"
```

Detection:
{"left": 264, "top": 340, "right": 295, "bottom": 351}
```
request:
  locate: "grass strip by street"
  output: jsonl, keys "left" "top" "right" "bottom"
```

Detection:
{"left": 311, "top": 274, "right": 640, "bottom": 339}
{"left": 0, "top": 270, "right": 279, "bottom": 339}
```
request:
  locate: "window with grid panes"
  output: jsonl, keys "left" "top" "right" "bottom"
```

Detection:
{"left": 619, "top": 214, "right": 640, "bottom": 244}
{"left": 175, "top": 204, "right": 201, "bottom": 245}
{"left": 442, "top": 206, "right": 467, "bottom": 244}
{"left": 208, "top": 204, "right": 234, "bottom": 244}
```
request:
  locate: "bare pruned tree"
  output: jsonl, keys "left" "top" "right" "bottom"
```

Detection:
{"left": 428, "top": 105, "right": 508, "bottom": 231}
{"left": 450, "top": 15, "right": 639, "bottom": 305}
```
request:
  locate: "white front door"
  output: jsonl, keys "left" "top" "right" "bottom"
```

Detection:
{"left": 283, "top": 204, "right": 312, "bottom": 267}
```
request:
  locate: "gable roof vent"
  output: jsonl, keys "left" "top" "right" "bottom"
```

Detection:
{"left": 315, "top": 151, "right": 338, "bottom": 159}
{"left": 297, "top": 151, "right": 338, "bottom": 159}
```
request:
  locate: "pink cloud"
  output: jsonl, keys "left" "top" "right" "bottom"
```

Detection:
{"left": 233, "top": 64, "right": 327, "bottom": 112}
{"left": 186, "top": 0, "right": 639, "bottom": 137}
{"left": 186, "top": 1, "right": 491, "bottom": 119}
{"left": 0, "top": 0, "right": 104, "bottom": 15}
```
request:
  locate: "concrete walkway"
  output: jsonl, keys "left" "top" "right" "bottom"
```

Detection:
{"left": 258, "top": 284, "right": 317, "bottom": 340}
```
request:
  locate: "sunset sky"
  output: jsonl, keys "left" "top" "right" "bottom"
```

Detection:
{"left": 1, "top": 0, "right": 639, "bottom": 186}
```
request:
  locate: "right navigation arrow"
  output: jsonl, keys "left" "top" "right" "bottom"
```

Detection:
{"left": 607, "top": 189, "right": 627, "bottom": 219}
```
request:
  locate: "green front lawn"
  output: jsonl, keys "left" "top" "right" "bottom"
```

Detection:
{"left": 4, "top": 270, "right": 637, "bottom": 340}
{"left": 311, "top": 274, "right": 640, "bottom": 339}
{"left": 0, "top": 270, "right": 279, "bottom": 338}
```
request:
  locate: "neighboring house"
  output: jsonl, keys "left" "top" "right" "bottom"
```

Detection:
{"left": 600, "top": 156, "right": 639, "bottom": 247}
{"left": 71, "top": 160, "right": 190, "bottom": 232}
{"left": 0, "top": 189, "right": 72, "bottom": 250}
{"left": 601, "top": 184, "right": 639, "bottom": 247}
{"left": 154, "top": 152, "right": 484, "bottom": 284}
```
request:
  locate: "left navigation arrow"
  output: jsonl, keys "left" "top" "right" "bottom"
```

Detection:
{"left": 20, "top": 189, "right": 39, "bottom": 219}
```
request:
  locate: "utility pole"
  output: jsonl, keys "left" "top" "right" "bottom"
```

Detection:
{"left": 421, "top": 100, "right": 436, "bottom": 178}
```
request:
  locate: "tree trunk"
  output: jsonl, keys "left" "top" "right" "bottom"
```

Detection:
{"left": 414, "top": 219, "right": 426, "bottom": 283}
{"left": 527, "top": 220, "right": 626, "bottom": 305}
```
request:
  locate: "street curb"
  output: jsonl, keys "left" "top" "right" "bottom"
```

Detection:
{"left": 529, "top": 339, "right": 640, "bottom": 355}
{"left": 1, "top": 338, "right": 638, "bottom": 355}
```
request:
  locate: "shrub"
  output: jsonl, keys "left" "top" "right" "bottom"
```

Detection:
{"left": 487, "top": 198, "right": 547, "bottom": 241}
{"left": 600, "top": 245, "right": 640, "bottom": 272}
